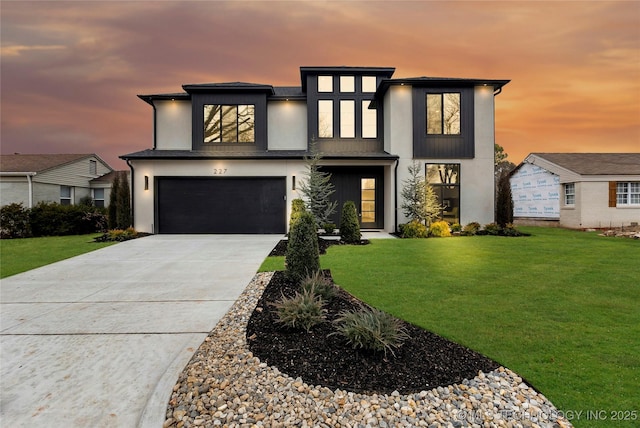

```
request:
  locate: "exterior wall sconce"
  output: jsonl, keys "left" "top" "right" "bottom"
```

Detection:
{"left": 292, "top": 175, "right": 296, "bottom": 190}
{"left": 144, "top": 175, "right": 149, "bottom": 190}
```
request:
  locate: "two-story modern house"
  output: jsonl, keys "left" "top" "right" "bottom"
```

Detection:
{"left": 121, "top": 66, "right": 509, "bottom": 234}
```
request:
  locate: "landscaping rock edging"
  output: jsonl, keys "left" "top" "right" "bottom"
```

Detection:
{"left": 164, "top": 272, "right": 572, "bottom": 428}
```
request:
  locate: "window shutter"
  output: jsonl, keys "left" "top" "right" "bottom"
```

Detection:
{"left": 608, "top": 181, "right": 617, "bottom": 207}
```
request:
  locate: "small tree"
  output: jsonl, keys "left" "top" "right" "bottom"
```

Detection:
{"left": 289, "top": 198, "right": 306, "bottom": 232}
{"left": 401, "top": 161, "right": 442, "bottom": 225}
{"left": 285, "top": 210, "right": 320, "bottom": 282}
{"left": 116, "top": 172, "right": 131, "bottom": 229}
{"left": 108, "top": 173, "right": 120, "bottom": 229}
{"left": 299, "top": 142, "right": 338, "bottom": 228}
{"left": 340, "top": 200, "right": 361, "bottom": 244}
{"left": 496, "top": 171, "right": 514, "bottom": 227}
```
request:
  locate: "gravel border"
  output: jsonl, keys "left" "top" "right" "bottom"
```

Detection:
{"left": 164, "top": 272, "right": 572, "bottom": 427}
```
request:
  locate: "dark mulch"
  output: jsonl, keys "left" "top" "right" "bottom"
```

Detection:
{"left": 268, "top": 238, "right": 369, "bottom": 257}
{"left": 246, "top": 270, "right": 500, "bottom": 395}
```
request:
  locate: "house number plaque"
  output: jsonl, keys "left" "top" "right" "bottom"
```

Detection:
{"left": 213, "top": 169, "right": 228, "bottom": 175}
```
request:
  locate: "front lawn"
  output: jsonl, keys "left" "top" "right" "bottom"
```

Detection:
{"left": 260, "top": 227, "right": 640, "bottom": 427}
{"left": 0, "top": 234, "right": 115, "bottom": 278}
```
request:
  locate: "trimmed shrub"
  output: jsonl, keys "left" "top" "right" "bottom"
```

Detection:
{"left": 340, "top": 200, "right": 361, "bottom": 244}
{"left": 399, "top": 220, "right": 427, "bottom": 238}
{"left": 429, "top": 220, "right": 451, "bottom": 237}
{"left": 0, "top": 203, "right": 31, "bottom": 238}
{"left": 285, "top": 210, "right": 320, "bottom": 282}
{"left": 461, "top": 222, "right": 481, "bottom": 236}
{"left": 333, "top": 307, "right": 409, "bottom": 357}
{"left": 483, "top": 222, "right": 501, "bottom": 235}
{"left": 451, "top": 223, "right": 462, "bottom": 233}
{"left": 289, "top": 198, "right": 306, "bottom": 231}
{"left": 273, "top": 289, "right": 326, "bottom": 332}
{"left": 323, "top": 222, "right": 336, "bottom": 235}
{"left": 300, "top": 270, "right": 336, "bottom": 301}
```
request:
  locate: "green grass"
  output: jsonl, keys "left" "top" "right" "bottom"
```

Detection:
{"left": 259, "top": 227, "right": 640, "bottom": 427}
{"left": 0, "top": 234, "right": 115, "bottom": 278}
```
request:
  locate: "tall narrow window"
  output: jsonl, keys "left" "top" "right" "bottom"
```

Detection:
{"left": 204, "top": 104, "right": 255, "bottom": 143}
{"left": 362, "top": 101, "right": 377, "bottom": 138}
{"left": 318, "top": 76, "right": 333, "bottom": 92}
{"left": 340, "top": 100, "right": 355, "bottom": 138}
{"left": 426, "top": 93, "right": 460, "bottom": 135}
{"left": 361, "top": 178, "right": 376, "bottom": 224}
{"left": 318, "top": 100, "right": 333, "bottom": 138}
{"left": 426, "top": 164, "right": 460, "bottom": 223}
{"left": 564, "top": 183, "right": 575, "bottom": 205}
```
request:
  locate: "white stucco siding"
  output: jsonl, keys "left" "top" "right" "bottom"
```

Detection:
{"left": 129, "top": 159, "right": 310, "bottom": 233}
{"left": 267, "top": 101, "right": 307, "bottom": 150}
{"left": 384, "top": 85, "right": 413, "bottom": 158}
{"left": 155, "top": 100, "right": 192, "bottom": 150}
{"left": 459, "top": 158, "right": 495, "bottom": 225}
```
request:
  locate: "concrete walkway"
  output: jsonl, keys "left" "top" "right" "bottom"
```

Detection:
{"left": 0, "top": 234, "right": 282, "bottom": 428}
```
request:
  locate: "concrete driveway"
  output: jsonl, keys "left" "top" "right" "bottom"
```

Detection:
{"left": 0, "top": 234, "right": 282, "bottom": 427}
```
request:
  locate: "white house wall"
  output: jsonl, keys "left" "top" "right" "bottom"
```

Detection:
{"left": 155, "top": 100, "right": 192, "bottom": 150}
{"left": 1, "top": 177, "right": 29, "bottom": 206}
{"left": 567, "top": 181, "right": 639, "bottom": 229}
{"left": 267, "top": 101, "right": 307, "bottom": 150}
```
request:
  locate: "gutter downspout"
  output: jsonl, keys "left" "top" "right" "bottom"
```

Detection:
{"left": 393, "top": 158, "right": 399, "bottom": 234}
{"left": 2, "top": 172, "right": 36, "bottom": 207}
{"left": 126, "top": 160, "right": 135, "bottom": 229}
{"left": 151, "top": 100, "right": 157, "bottom": 150}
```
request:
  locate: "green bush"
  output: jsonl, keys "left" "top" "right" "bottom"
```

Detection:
{"left": 399, "top": 220, "right": 427, "bottom": 238}
{"left": 285, "top": 210, "right": 320, "bottom": 282}
{"left": 483, "top": 222, "right": 501, "bottom": 235}
{"left": 451, "top": 223, "right": 462, "bottom": 233}
{"left": 289, "top": 198, "right": 306, "bottom": 231}
{"left": 94, "top": 227, "right": 143, "bottom": 242}
{"left": 461, "top": 222, "right": 481, "bottom": 236}
{"left": 323, "top": 222, "right": 336, "bottom": 235}
{"left": 300, "top": 270, "right": 336, "bottom": 301}
{"left": 29, "top": 202, "right": 105, "bottom": 237}
{"left": 333, "top": 307, "right": 409, "bottom": 357}
{"left": 429, "top": 220, "right": 451, "bottom": 237}
{"left": 0, "top": 203, "right": 31, "bottom": 238}
{"left": 273, "top": 289, "right": 326, "bottom": 332}
{"left": 339, "top": 201, "right": 361, "bottom": 244}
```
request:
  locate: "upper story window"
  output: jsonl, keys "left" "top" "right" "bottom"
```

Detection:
{"left": 362, "top": 100, "right": 377, "bottom": 138}
{"left": 340, "top": 100, "right": 355, "bottom": 138}
{"left": 564, "top": 183, "right": 575, "bottom": 205}
{"left": 340, "top": 76, "right": 355, "bottom": 93}
{"left": 362, "top": 76, "right": 377, "bottom": 93}
{"left": 89, "top": 160, "right": 97, "bottom": 175}
{"left": 318, "top": 100, "right": 333, "bottom": 138}
{"left": 204, "top": 104, "right": 255, "bottom": 143}
{"left": 426, "top": 93, "right": 460, "bottom": 135}
{"left": 318, "top": 76, "right": 333, "bottom": 92}
{"left": 617, "top": 182, "right": 640, "bottom": 205}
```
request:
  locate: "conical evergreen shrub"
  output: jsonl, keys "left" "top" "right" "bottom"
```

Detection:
{"left": 340, "top": 200, "right": 361, "bottom": 244}
{"left": 285, "top": 210, "right": 320, "bottom": 282}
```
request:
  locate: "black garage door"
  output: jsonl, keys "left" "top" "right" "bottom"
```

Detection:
{"left": 156, "top": 177, "right": 286, "bottom": 234}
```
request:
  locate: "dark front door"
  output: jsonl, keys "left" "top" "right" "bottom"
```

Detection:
{"left": 324, "top": 166, "right": 384, "bottom": 229}
{"left": 156, "top": 177, "right": 286, "bottom": 234}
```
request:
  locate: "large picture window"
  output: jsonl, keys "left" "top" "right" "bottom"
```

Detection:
{"left": 426, "top": 93, "right": 460, "bottom": 135}
{"left": 204, "top": 104, "right": 255, "bottom": 143}
{"left": 426, "top": 164, "right": 460, "bottom": 223}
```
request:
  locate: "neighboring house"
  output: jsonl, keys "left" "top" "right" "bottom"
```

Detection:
{"left": 510, "top": 153, "right": 640, "bottom": 229}
{"left": 0, "top": 154, "right": 114, "bottom": 208}
{"left": 121, "top": 66, "right": 509, "bottom": 234}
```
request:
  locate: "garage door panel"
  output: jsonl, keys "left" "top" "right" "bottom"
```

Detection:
{"left": 157, "top": 178, "right": 285, "bottom": 234}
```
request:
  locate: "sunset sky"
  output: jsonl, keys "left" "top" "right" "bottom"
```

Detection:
{"left": 1, "top": 1, "right": 639, "bottom": 169}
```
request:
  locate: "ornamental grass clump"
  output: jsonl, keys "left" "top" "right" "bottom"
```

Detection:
{"left": 300, "top": 270, "right": 336, "bottom": 301}
{"left": 273, "top": 289, "right": 326, "bottom": 333}
{"left": 333, "top": 307, "right": 409, "bottom": 357}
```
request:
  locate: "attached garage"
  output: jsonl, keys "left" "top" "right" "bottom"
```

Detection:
{"left": 156, "top": 177, "right": 286, "bottom": 234}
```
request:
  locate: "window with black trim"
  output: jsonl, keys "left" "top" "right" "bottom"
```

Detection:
{"left": 426, "top": 93, "right": 460, "bottom": 135}
{"left": 426, "top": 163, "right": 460, "bottom": 223}
{"left": 203, "top": 104, "right": 255, "bottom": 143}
